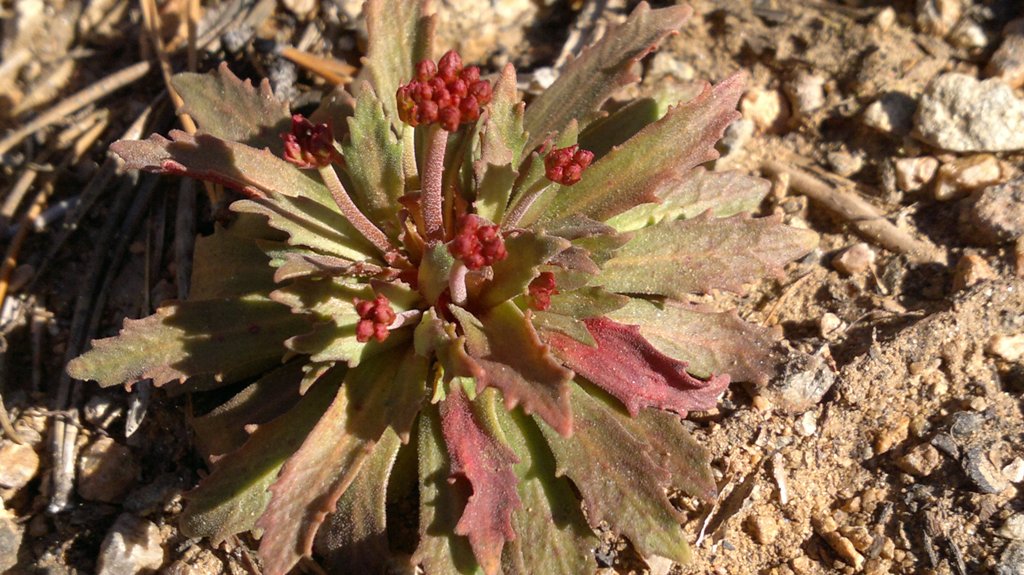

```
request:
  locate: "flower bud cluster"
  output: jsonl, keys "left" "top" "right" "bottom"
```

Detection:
{"left": 354, "top": 294, "right": 397, "bottom": 343}
{"left": 448, "top": 214, "right": 507, "bottom": 271}
{"left": 544, "top": 145, "right": 594, "bottom": 186}
{"left": 281, "top": 115, "right": 335, "bottom": 168}
{"left": 396, "top": 51, "right": 493, "bottom": 132}
{"left": 528, "top": 272, "right": 558, "bottom": 311}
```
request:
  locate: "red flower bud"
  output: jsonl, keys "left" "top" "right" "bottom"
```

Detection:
{"left": 528, "top": 272, "right": 558, "bottom": 311}
{"left": 281, "top": 115, "right": 335, "bottom": 168}
{"left": 354, "top": 294, "right": 397, "bottom": 343}
{"left": 448, "top": 214, "right": 507, "bottom": 270}
{"left": 544, "top": 145, "right": 594, "bottom": 186}
{"left": 395, "top": 51, "right": 492, "bottom": 131}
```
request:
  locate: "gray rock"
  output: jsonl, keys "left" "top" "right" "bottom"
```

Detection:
{"left": 0, "top": 508, "right": 23, "bottom": 572}
{"left": 986, "top": 18, "right": 1024, "bottom": 89}
{"left": 764, "top": 347, "right": 836, "bottom": 414}
{"left": 96, "top": 514, "right": 165, "bottom": 575}
{"left": 960, "top": 177, "right": 1024, "bottom": 246}
{"left": 962, "top": 446, "right": 1010, "bottom": 494}
{"left": 948, "top": 411, "right": 984, "bottom": 440}
{"left": 931, "top": 433, "right": 960, "bottom": 458}
{"left": 999, "top": 514, "right": 1024, "bottom": 541}
{"left": 998, "top": 541, "right": 1024, "bottom": 575}
{"left": 914, "top": 73, "right": 1024, "bottom": 152}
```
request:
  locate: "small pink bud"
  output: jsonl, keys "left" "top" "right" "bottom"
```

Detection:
{"left": 545, "top": 145, "right": 593, "bottom": 186}
{"left": 353, "top": 294, "right": 397, "bottom": 343}
{"left": 281, "top": 115, "right": 335, "bottom": 168}
{"left": 528, "top": 272, "right": 558, "bottom": 311}
{"left": 448, "top": 214, "right": 507, "bottom": 270}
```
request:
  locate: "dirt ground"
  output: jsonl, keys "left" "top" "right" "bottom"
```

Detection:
{"left": 1, "top": 0, "right": 1023, "bottom": 574}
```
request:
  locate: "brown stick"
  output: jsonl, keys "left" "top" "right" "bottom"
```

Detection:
{"left": 762, "top": 161, "right": 945, "bottom": 265}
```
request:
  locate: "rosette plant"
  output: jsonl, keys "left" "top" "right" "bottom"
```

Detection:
{"left": 68, "top": 2, "right": 817, "bottom": 573}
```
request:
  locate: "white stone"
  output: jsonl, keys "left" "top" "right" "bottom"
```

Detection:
{"left": 914, "top": 73, "right": 1024, "bottom": 152}
{"left": 832, "top": 243, "right": 876, "bottom": 275}
{"left": 96, "top": 514, "right": 165, "bottom": 575}
{"left": 988, "top": 334, "right": 1024, "bottom": 363}
{"left": 741, "top": 88, "right": 790, "bottom": 133}
{"left": 933, "top": 154, "right": 1007, "bottom": 201}
{"left": 895, "top": 157, "right": 939, "bottom": 192}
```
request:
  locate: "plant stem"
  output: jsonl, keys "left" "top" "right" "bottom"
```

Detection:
{"left": 318, "top": 165, "right": 395, "bottom": 256}
{"left": 502, "top": 178, "right": 553, "bottom": 230}
{"left": 449, "top": 262, "right": 469, "bottom": 306}
{"left": 421, "top": 125, "right": 448, "bottom": 241}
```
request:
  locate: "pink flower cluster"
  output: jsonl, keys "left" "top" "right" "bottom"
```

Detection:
{"left": 281, "top": 114, "right": 335, "bottom": 168}
{"left": 396, "top": 51, "right": 493, "bottom": 132}
{"left": 448, "top": 214, "right": 507, "bottom": 270}
{"left": 544, "top": 145, "right": 594, "bottom": 186}
{"left": 354, "top": 295, "right": 397, "bottom": 343}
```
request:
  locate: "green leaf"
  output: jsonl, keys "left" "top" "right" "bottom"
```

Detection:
{"left": 111, "top": 131, "right": 332, "bottom": 202}
{"left": 608, "top": 298, "right": 781, "bottom": 384}
{"left": 172, "top": 63, "right": 291, "bottom": 153}
{"left": 257, "top": 344, "right": 429, "bottom": 575}
{"left": 479, "top": 63, "right": 527, "bottom": 170}
{"left": 364, "top": 0, "right": 434, "bottom": 133}
{"left": 342, "top": 82, "right": 405, "bottom": 235}
{"left": 617, "top": 408, "right": 716, "bottom": 501}
{"left": 522, "top": 2, "right": 692, "bottom": 152}
{"left": 418, "top": 242, "right": 455, "bottom": 306}
{"left": 577, "top": 97, "right": 662, "bottom": 160}
{"left": 449, "top": 302, "right": 574, "bottom": 436}
{"left": 67, "top": 296, "right": 308, "bottom": 388}
{"left": 191, "top": 361, "right": 304, "bottom": 460}
{"left": 478, "top": 231, "right": 570, "bottom": 310}
{"left": 546, "top": 287, "right": 629, "bottom": 319}
{"left": 598, "top": 213, "right": 818, "bottom": 298}
{"left": 415, "top": 406, "right": 483, "bottom": 575}
{"left": 474, "top": 163, "right": 518, "bottom": 224}
{"left": 180, "top": 370, "right": 341, "bottom": 542}
{"left": 606, "top": 168, "right": 770, "bottom": 232}
{"left": 190, "top": 222, "right": 276, "bottom": 300}
{"left": 531, "top": 311, "right": 596, "bottom": 348}
{"left": 493, "top": 407, "right": 598, "bottom": 575}
{"left": 540, "top": 385, "right": 691, "bottom": 564}
{"left": 538, "top": 73, "right": 746, "bottom": 225}
{"left": 315, "top": 428, "right": 403, "bottom": 574}
{"left": 414, "top": 308, "right": 484, "bottom": 383}
{"left": 439, "top": 386, "right": 521, "bottom": 575}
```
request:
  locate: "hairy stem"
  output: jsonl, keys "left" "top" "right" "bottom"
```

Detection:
{"left": 449, "top": 261, "right": 469, "bottom": 306}
{"left": 421, "top": 125, "right": 448, "bottom": 242}
{"left": 318, "top": 165, "right": 394, "bottom": 256}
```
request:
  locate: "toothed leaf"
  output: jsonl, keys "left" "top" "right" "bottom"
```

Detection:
{"left": 523, "top": 2, "right": 692, "bottom": 152}
{"left": 479, "top": 231, "right": 570, "bottom": 309}
{"left": 598, "top": 213, "right": 818, "bottom": 298}
{"left": 190, "top": 222, "right": 277, "bottom": 300}
{"left": 342, "top": 82, "right": 405, "bottom": 233}
{"left": 364, "top": 0, "right": 434, "bottom": 132}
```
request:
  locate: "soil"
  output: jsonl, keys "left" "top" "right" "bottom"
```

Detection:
{"left": 1, "top": 1, "right": 1023, "bottom": 574}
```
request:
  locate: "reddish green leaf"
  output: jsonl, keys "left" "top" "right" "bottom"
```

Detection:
{"left": 180, "top": 370, "right": 341, "bottom": 542}
{"left": 577, "top": 97, "right": 662, "bottom": 160}
{"left": 172, "top": 63, "right": 291, "bottom": 153}
{"left": 415, "top": 406, "right": 482, "bottom": 575}
{"left": 546, "top": 287, "right": 629, "bottom": 319}
{"left": 418, "top": 243, "right": 455, "bottom": 306}
{"left": 618, "top": 408, "right": 716, "bottom": 501}
{"left": 608, "top": 298, "right": 782, "bottom": 385}
{"left": 539, "top": 385, "right": 691, "bottom": 564}
{"left": 440, "top": 386, "right": 521, "bottom": 575}
{"left": 492, "top": 406, "right": 597, "bottom": 575}
{"left": 598, "top": 213, "right": 818, "bottom": 298}
{"left": 67, "top": 296, "right": 308, "bottom": 388}
{"left": 547, "top": 316, "right": 729, "bottom": 417}
{"left": 342, "top": 82, "right": 405, "bottom": 233}
{"left": 315, "top": 428, "right": 403, "bottom": 573}
{"left": 190, "top": 222, "right": 276, "bottom": 300}
{"left": 478, "top": 231, "right": 570, "bottom": 310}
{"left": 191, "top": 361, "right": 304, "bottom": 460}
{"left": 538, "top": 72, "right": 746, "bottom": 225}
{"left": 523, "top": 2, "right": 692, "bottom": 152}
{"left": 257, "top": 344, "right": 428, "bottom": 575}
{"left": 111, "top": 131, "right": 332, "bottom": 202}
{"left": 364, "top": 0, "right": 434, "bottom": 133}
{"left": 449, "top": 302, "right": 574, "bottom": 436}
{"left": 414, "top": 308, "right": 484, "bottom": 384}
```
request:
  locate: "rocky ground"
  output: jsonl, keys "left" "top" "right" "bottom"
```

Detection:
{"left": 1, "top": 0, "right": 1023, "bottom": 574}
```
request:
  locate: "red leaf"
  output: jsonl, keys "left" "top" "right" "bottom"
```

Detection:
{"left": 440, "top": 386, "right": 521, "bottom": 575}
{"left": 547, "top": 317, "right": 729, "bottom": 416}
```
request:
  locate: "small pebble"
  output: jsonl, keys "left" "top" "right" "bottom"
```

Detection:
{"left": 822, "top": 531, "right": 866, "bottom": 570}
{"left": 949, "top": 20, "right": 989, "bottom": 51}
{"left": 827, "top": 150, "right": 863, "bottom": 177}
{"left": 952, "top": 253, "right": 996, "bottom": 292}
{"left": 896, "top": 443, "right": 942, "bottom": 476}
{"left": 720, "top": 118, "right": 755, "bottom": 158}
{"left": 745, "top": 514, "right": 780, "bottom": 545}
{"left": 916, "top": 0, "right": 961, "bottom": 37}
{"left": 987, "top": 19, "right": 1024, "bottom": 89}
{"left": 987, "top": 334, "right": 1024, "bottom": 363}
{"left": 766, "top": 348, "right": 835, "bottom": 414}
{"left": 741, "top": 88, "right": 790, "bottom": 133}
{"left": 1003, "top": 458, "right": 1024, "bottom": 483}
{"left": 819, "top": 313, "right": 845, "bottom": 340}
{"left": 796, "top": 411, "right": 817, "bottom": 437}
{"left": 999, "top": 515, "right": 1024, "bottom": 541}
{"left": 875, "top": 416, "right": 910, "bottom": 455}
{"left": 914, "top": 73, "right": 1024, "bottom": 152}
{"left": 874, "top": 7, "right": 897, "bottom": 31}
{"left": 832, "top": 243, "right": 876, "bottom": 275}
{"left": 96, "top": 514, "right": 165, "bottom": 575}
{"left": 933, "top": 154, "right": 1007, "bottom": 201}
{"left": 786, "top": 71, "right": 826, "bottom": 120}
{"left": 0, "top": 441, "right": 39, "bottom": 490}
{"left": 863, "top": 92, "right": 916, "bottom": 135}
{"left": 959, "top": 177, "right": 1024, "bottom": 246}
{"left": 838, "top": 525, "right": 874, "bottom": 553}
{"left": 77, "top": 437, "right": 140, "bottom": 503}
{"left": 895, "top": 156, "right": 939, "bottom": 192}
